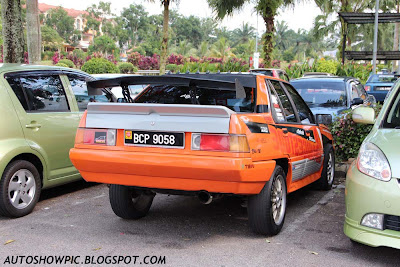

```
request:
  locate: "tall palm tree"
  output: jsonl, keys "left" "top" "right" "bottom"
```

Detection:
{"left": 1, "top": 0, "right": 24, "bottom": 63}
{"left": 233, "top": 22, "right": 255, "bottom": 45}
{"left": 26, "top": 0, "right": 41, "bottom": 64}
{"left": 148, "top": 0, "right": 173, "bottom": 74}
{"left": 207, "top": 0, "right": 296, "bottom": 66}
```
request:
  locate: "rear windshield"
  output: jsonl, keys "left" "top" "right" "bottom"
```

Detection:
{"left": 369, "top": 75, "right": 397, "bottom": 83}
{"left": 291, "top": 80, "right": 347, "bottom": 107}
{"left": 134, "top": 85, "right": 255, "bottom": 113}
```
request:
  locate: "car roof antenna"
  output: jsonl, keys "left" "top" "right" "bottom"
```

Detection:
{"left": 235, "top": 78, "right": 246, "bottom": 99}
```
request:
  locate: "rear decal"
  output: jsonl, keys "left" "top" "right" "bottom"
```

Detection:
{"left": 273, "top": 125, "right": 316, "bottom": 143}
{"left": 244, "top": 122, "right": 270, "bottom": 134}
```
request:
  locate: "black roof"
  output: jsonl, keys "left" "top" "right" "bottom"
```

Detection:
{"left": 339, "top": 12, "right": 400, "bottom": 24}
{"left": 345, "top": 51, "right": 400, "bottom": 60}
{"left": 87, "top": 73, "right": 258, "bottom": 90}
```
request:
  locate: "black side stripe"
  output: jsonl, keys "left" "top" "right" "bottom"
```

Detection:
{"left": 244, "top": 122, "right": 270, "bottom": 134}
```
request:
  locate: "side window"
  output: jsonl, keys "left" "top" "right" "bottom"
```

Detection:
{"left": 6, "top": 77, "right": 29, "bottom": 110}
{"left": 282, "top": 83, "right": 315, "bottom": 124}
{"left": 68, "top": 75, "right": 111, "bottom": 111}
{"left": 269, "top": 85, "right": 286, "bottom": 123}
{"left": 269, "top": 80, "right": 297, "bottom": 123}
{"left": 7, "top": 75, "right": 69, "bottom": 112}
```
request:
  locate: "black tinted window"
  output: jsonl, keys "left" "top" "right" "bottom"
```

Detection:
{"left": 6, "top": 75, "right": 69, "bottom": 112}
{"left": 68, "top": 76, "right": 111, "bottom": 111}
{"left": 282, "top": 83, "right": 315, "bottom": 124}
{"left": 6, "top": 77, "right": 29, "bottom": 110}
{"left": 134, "top": 85, "right": 255, "bottom": 113}
{"left": 269, "top": 80, "right": 297, "bottom": 123}
{"left": 383, "top": 90, "right": 400, "bottom": 128}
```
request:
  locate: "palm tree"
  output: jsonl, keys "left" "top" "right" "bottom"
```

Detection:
{"left": 148, "top": 0, "right": 173, "bottom": 74}
{"left": 207, "top": 0, "right": 296, "bottom": 66}
{"left": 210, "top": 37, "right": 235, "bottom": 61}
{"left": 1, "top": 0, "right": 24, "bottom": 63}
{"left": 26, "top": 0, "right": 41, "bottom": 64}
{"left": 275, "top": 20, "right": 290, "bottom": 51}
{"left": 198, "top": 41, "right": 210, "bottom": 57}
{"left": 232, "top": 22, "right": 255, "bottom": 45}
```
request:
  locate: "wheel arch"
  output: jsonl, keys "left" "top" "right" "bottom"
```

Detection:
{"left": 7, "top": 153, "right": 44, "bottom": 187}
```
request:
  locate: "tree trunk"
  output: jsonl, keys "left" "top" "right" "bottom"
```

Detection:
{"left": 261, "top": 6, "right": 274, "bottom": 67}
{"left": 159, "top": 0, "right": 170, "bottom": 75}
{"left": 26, "top": 0, "right": 41, "bottom": 64}
{"left": 1, "top": 0, "right": 24, "bottom": 63}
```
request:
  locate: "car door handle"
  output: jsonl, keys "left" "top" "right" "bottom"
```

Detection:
{"left": 282, "top": 128, "right": 288, "bottom": 136}
{"left": 25, "top": 123, "right": 41, "bottom": 129}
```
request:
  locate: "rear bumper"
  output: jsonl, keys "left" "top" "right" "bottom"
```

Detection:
{"left": 70, "top": 148, "right": 276, "bottom": 195}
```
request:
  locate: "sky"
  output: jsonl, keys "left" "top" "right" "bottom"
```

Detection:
{"left": 40, "top": 0, "right": 322, "bottom": 34}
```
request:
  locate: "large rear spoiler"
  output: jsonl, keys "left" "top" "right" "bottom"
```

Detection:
{"left": 87, "top": 75, "right": 255, "bottom": 99}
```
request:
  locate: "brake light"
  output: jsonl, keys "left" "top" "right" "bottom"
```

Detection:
{"left": 191, "top": 134, "right": 250, "bottom": 152}
{"left": 75, "top": 128, "right": 116, "bottom": 146}
{"left": 365, "top": 85, "right": 370, "bottom": 91}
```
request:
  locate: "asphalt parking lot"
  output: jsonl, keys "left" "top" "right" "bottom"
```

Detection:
{"left": 0, "top": 173, "right": 399, "bottom": 267}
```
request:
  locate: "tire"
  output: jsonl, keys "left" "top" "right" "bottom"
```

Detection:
{"left": 247, "top": 165, "right": 287, "bottom": 236}
{"left": 0, "top": 160, "right": 41, "bottom": 218}
{"left": 109, "top": 185, "right": 155, "bottom": 219}
{"left": 314, "top": 144, "right": 335, "bottom": 191}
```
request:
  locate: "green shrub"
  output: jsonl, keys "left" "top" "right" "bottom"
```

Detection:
{"left": 316, "top": 59, "right": 337, "bottom": 74}
{"left": 42, "top": 51, "right": 54, "bottom": 61}
{"left": 330, "top": 104, "right": 382, "bottom": 162}
{"left": 166, "top": 64, "right": 179, "bottom": 73}
{"left": 118, "top": 62, "right": 136, "bottom": 74}
{"left": 58, "top": 59, "right": 75, "bottom": 68}
{"left": 81, "top": 58, "right": 118, "bottom": 74}
{"left": 55, "top": 63, "right": 69, "bottom": 68}
{"left": 72, "top": 49, "right": 87, "bottom": 60}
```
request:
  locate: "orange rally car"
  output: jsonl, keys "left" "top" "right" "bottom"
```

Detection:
{"left": 70, "top": 73, "right": 335, "bottom": 236}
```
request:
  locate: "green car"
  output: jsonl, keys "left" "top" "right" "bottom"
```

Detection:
{"left": 0, "top": 64, "right": 115, "bottom": 218}
{"left": 344, "top": 79, "right": 400, "bottom": 249}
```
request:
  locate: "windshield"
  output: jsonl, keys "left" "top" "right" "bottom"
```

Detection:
{"left": 291, "top": 80, "right": 347, "bottom": 108}
{"left": 383, "top": 87, "right": 400, "bottom": 129}
{"left": 369, "top": 74, "right": 397, "bottom": 83}
{"left": 134, "top": 84, "right": 255, "bottom": 113}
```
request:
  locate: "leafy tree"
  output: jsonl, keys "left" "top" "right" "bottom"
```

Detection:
{"left": 89, "top": 35, "right": 118, "bottom": 56}
{"left": 120, "top": 4, "right": 149, "bottom": 47}
{"left": 41, "top": 25, "right": 63, "bottom": 51}
{"left": 210, "top": 37, "right": 235, "bottom": 61}
{"left": 207, "top": 0, "right": 297, "bottom": 66}
{"left": 45, "top": 7, "right": 80, "bottom": 45}
{"left": 232, "top": 22, "right": 255, "bottom": 46}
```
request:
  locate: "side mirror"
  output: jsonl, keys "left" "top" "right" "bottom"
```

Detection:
{"left": 351, "top": 97, "right": 364, "bottom": 106}
{"left": 352, "top": 106, "right": 375, "bottom": 124}
{"left": 117, "top": 98, "right": 127, "bottom": 103}
{"left": 316, "top": 114, "right": 332, "bottom": 125}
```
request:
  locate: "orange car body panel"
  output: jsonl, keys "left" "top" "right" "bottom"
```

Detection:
{"left": 70, "top": 75, "right": 333, "bottom": 195}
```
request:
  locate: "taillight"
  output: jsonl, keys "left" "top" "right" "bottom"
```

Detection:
{"left": 365, "top": 85, "right": 370, "bottom": 91}
{"left": 191, "top": 134, "right": 250, "bottom": 152}
{"left": 75, "top": 128, "right": 116, "bottom": 146}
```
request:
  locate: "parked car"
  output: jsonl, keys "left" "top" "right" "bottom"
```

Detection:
{"left": 364, "top": 73, "right": 398, "bottom": 103}
{"left": 344, "top": 79, "right": 400, "bottom": 249}
{"left": 290, "top": 76, "right": 372, "bottom": 118}
{"left": 0, "top": 64, "right": 116, "bottom": 218}
{"left": 302, "top": 72, "right": 335, "bottom": 77}
{"left": 70, "top": 73, "right": 334, "bottom": 236}
{"left": 250, "top": 68, "right": 289, "bottom": 81}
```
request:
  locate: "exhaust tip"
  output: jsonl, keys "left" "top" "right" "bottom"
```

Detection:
{"left": 198, "top": 191, "right": 213, "bottom": 205}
